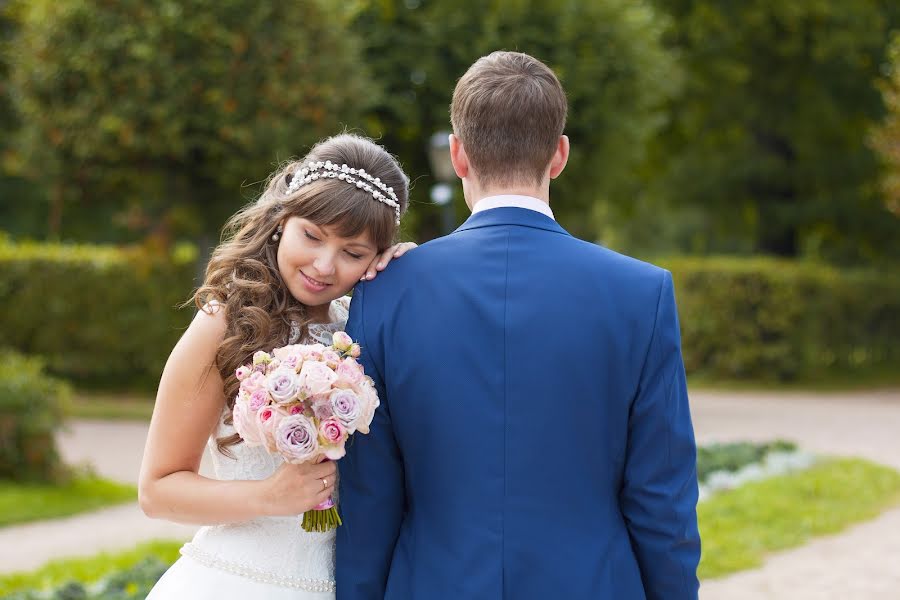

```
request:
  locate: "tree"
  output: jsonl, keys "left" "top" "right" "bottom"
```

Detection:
{"left": 353, "top": 0, "right": 679, "bottom": 241}
{"left": 0, "top": 1, "right": 47, "bottom": 239}
{"left": 872, "top": 33, "right": 900, "bottom": 219}
{"left": 652, "top": 0, "right": 900, "bottom": 261}
{"left": 8, "top": 0, "right": 374, "bottom": 244}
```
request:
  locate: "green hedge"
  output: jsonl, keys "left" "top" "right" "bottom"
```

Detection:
{"left": 0, "top": 350, "right": 71, "bottom": 482}
{"left": 0, "top": 239, "right": 195, "bottom": 388}
{"left": 1, "top": 240, "right": 896, "bottom": 387}
{"left": 660, "top": 256, "right": 900, "bottom": 380}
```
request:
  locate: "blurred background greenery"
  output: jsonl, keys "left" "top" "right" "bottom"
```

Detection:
{"left": 1, "top": 4, "right": 899, "bottom": 592}
{"left": 1, "top": 0, "right": 899, "bottom": 391}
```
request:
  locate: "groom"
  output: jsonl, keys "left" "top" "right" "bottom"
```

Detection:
{"left": 337, "top": 51, "right": 701, "bottom": 599}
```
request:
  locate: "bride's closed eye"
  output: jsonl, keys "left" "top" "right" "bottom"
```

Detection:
{"left": 306, "top": 228, "right": 364, "bottom": 260}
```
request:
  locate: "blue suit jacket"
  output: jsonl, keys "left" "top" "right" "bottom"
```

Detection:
{"left": 337, "top": 208, "right": 700, "bottom": 600}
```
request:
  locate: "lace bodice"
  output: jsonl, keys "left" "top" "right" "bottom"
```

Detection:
{"left": 180, "top": 297, "right": 350, "bottom": 593}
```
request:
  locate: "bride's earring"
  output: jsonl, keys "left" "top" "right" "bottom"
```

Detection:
{"left": 271, "top": 224, "right": 283, "bottom": 242}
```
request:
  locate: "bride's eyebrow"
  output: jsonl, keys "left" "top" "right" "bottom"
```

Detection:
{"left": 344, "top": 240, "right": 375, "bottom": 251}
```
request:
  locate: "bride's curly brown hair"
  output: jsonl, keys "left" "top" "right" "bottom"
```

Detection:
{"left": 194, "top": 134, "right": 409, "bottom": 454}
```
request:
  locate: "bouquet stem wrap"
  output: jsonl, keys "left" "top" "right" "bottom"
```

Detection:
{"left": 302, "top": 497, "right": 342, "bottom": 532}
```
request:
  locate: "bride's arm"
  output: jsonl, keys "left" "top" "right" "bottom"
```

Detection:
{"left": 138, "top": 306, "right": 336, "bottom": 526}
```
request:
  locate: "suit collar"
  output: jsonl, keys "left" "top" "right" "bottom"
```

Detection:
{"left": 453, "top": 207, "right": 570, "bottom": 236}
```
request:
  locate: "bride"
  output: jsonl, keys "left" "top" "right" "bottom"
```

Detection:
{"left": 139, "top": 134, "right": 413, "bottom": 599}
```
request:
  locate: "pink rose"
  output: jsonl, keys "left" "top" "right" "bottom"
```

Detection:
{"left": 274, "top": 414, "right": 320, "bottom": 463}
{"left": 299, "top": 360, "right": 337, "bottom": 397}
{"left": 249, "top": 389, "right": 269, "bottom": 411}
{"left": 232, "top": 399, "right": 265, "bottom": 447}
{"left": 257, "top": 405, "right": 287, "bottom": 452}
{"left": 300, "top": 343, "right": 326, "bottom": 361}
{"left": 289, "top": 404, "right": 304, "bottom": 415}
{"left": 336, "top": 357, "right": 364, "bottom": 386}
{"left": 322, "top": 350, "right": 341, "bottom": 369}
{"left": 330, "top": 388, "right": 362, "bottom": 433}
{"left": 332, "top": 331, "right": 353, "bottom": 352}
{"left": 355, "top": 380, "right": 380, "bottom": 434}
{"left": 273, "top": 344, "right": 299, "bottom": 360}
{"left": 235, "top": 365, "right": 252, "bottom": 381}
{"left": 282, "top": 354, "right": 302, "bottom": 371}
{"left": 319, "top": 418, "right": 348, "bottom": 460}
{"left": 273, "top": 345, "right": 304, "bottom": 372}
{"left": 319, "top": 418, "right": 346, "bottom": 444}
{"left": 240, "top": 371, "right": 266, "bottom": 393}
{"left": 349, "top": 343, "right": 361, "bottom": 358}
{"left": 267, "top": 367, "right": 300, "bottom": 404}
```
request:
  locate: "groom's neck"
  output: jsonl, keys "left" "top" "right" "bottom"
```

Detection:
{"left": 464, "top": 183, "right": 551, "bottom": 211}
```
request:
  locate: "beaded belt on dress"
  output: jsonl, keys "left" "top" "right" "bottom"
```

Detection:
{"left": 180, "top": 542, "right": 336, "bottom": 593}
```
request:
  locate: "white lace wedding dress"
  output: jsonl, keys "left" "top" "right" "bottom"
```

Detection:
{"left": 146, "top": 298, "right": 349, "bottom": 599}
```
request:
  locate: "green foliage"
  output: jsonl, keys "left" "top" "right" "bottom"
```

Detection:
{"left": 354, "top": 0, "right": 678, "bottom": 240}
{"left": 0, "top": 475, "right": 136, "bottom": 527}
{"left": 0, "top": 349, "right": 71, "bottom": 482}
{"left": 699, "top": 458, "right": 900, "bottom": 578}
{"left": 7, "top": 0, "right": 373, "bottom": 242}
{"left": 652, "top": 0, "right": 900, "bottom": 261}
{"left": 697, "top": 440, "right": 796, "bottom": 484}
{"left": 0, "top": 239, "right": 195, "bottom": 387}
{"left": 661, "top": 256, "right": 900, "bottom": 380}
{"left": 871, "top": 32, "right": 900, "bottom": 219}
{"left": 0, "top": 540, "right": 182, "bottom": 597}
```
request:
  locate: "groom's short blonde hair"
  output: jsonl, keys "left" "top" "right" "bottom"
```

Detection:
{"left": 451, "top": 51, "right": 567, "bottom": 187}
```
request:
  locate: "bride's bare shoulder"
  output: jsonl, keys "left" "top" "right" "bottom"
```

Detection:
{"left": 183, "top": 300, "right": 227, "bottom": 349}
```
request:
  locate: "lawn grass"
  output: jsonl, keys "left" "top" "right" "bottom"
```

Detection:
{"left": 0, "top": 475, "right": 136, "bottom": 527}
{"left": 689, "top": 366, "right": 900, "bottom": 392}
{"left": 698, "top": 457, "right": 900, "bottom": 579}
{"left": 70, "top": 392, "right": 154, "bottom": 421}
{"left": 0, "top": 540, "right": 183, "bottom": 596}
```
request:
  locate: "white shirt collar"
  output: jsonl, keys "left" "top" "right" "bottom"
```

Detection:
{"left": 471, "top": 195, "right": 555, "bottom": 221}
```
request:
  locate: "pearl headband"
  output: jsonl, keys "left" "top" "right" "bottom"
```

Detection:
{"left": 287, "top": 160, "right": 401, "bottom": 225}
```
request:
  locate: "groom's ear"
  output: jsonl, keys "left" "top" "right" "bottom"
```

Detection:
{"left": 548, "top": 135, "right": 570, "bottom": 180}
{"left": 449, "top": 134, "right": 469, "bottom": 179}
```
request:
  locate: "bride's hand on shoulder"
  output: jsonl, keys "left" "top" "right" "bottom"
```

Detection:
{"left": 361, "top": 241, "right": 418, "bottom": 281}
{"left": 258, "top": 459, "right": 337, "bottom": 516}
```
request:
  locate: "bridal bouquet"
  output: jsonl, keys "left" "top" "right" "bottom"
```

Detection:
{"left": 231, "top": 331, "right": 379, "bottom": 532}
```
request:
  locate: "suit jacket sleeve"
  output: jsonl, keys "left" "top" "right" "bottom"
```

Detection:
{"left": 336, "top": 282, "right": 406, "bottom": 600}
{"left": 620, "top": 270, "right": 701, "bottom": 600}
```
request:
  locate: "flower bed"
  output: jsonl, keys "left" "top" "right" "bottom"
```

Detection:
{"left": 696, "top": 440, "right": 816, "bottom": 501}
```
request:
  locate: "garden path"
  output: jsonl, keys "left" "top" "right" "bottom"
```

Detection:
{"left": 694, "top": 388, "right": 900, "bottom": 600}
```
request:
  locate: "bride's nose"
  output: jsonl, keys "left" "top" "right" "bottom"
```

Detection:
{"left": 313, "top": 254, "right": 336, "bottom": 277}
